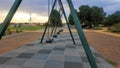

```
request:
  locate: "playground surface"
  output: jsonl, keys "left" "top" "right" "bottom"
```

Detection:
{"left": 0, "top": 29, "right": 115, "bottom": 68}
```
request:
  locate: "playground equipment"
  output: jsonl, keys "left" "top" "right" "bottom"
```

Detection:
{"left": 40, "top": 0, "right": 76, "bottom": 45}
{"left": 0, "top": 0, "right": 97, "bottom": 68}
{"left": 45, "top": 0, "right": 54, "bottom": 43}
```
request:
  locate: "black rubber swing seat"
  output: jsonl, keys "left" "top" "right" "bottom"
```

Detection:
{"left": 59, "top": 29, "right": 63, "bottom": 32}
{"left": 60, "top": 29, "right": 63, "bottom": 32}
{"left": 46, "top": 38, "right": 54, "bottom": 43}
{"left": 53, "top": 34, "right": 57, "bottom": 38}
{"left": 57, "top": 32, "right": 60, "bottom": 34}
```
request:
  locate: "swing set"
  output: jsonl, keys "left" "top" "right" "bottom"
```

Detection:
{"left": 0, "top": 0, "right": 98, "bottom": 68}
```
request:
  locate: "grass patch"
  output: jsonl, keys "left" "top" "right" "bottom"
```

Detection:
{"left": 105, "top": 59, "right": 117, "bottom": 66}
{"left": 93, "top": 26, "right": 103, "bottom": 30}
{"left": 9, "top": 26, "right": 45, "bottom": 31}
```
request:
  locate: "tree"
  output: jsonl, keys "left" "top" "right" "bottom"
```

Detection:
{"left": 78, "top": 5, "right": 93, "bottom": 28}
{"left": 50, "top": 9, "right": 63, "bottom": 27}
{"left": 68, "top": 14, "right": 74, "bottom": 25}
{"left": 68, "top": 9, "right": 79, "bottom": 25}
{"left": 78, "top": 5, "right": 106, "bottom": 28}
{"left": 91, "top": 6, "right": 106, "bottom": 27}
{"left": 105, "top": 11, "right": 120, "bottom": 26}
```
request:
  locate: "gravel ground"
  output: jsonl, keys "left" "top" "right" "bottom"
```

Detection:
{"left": 84, "top": 30, "right": 120, "bottom": 68}
{"left": 0, "top": 32, "right": 42, "bottom": 54}
{"left": 0, "top": 30, "right": 120, "bottom": 68}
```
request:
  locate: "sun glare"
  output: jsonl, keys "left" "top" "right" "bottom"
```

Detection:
{"left": 11, "top": 12, "right": 48, "bottom": 23}
{"left": 12, "top": 12, "right": 30, "bottom": 23}
{"left": 0, "top": 12, "right": 48, "bottom": 23}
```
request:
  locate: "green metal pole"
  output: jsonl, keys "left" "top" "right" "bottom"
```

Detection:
{"left": 54, "top": 25, "right": 57, "bottom": 34}
{"left": 51, "top": 25, "right": 56, "bottom": 36}
{"left": 0, "top": 0, "right": 22, "bottom": 40}
{"left": 40, "top": 0, "right": 57, "bottom": 43}
{"left": 58, "top": 0, "right": 76, "bottom": 44}
{"left": 66, "top": 0, "right": 97, "bottom": 68}
{"left": 52, "top": 21, "right": 58, "bottom": 36}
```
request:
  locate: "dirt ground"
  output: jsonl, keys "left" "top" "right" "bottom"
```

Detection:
{"left": 0, "top": 32, "right": 42, "bottom": 54}
{"left": 84, "top": 30, "right": 120, "bottom": 68}
{"left": 0, "top": 30, "right": 120, "bottom": 68}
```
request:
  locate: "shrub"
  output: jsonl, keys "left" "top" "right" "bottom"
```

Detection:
{"left": 4, "top": 28, "right": 11, "bottom": 36}
{"left": 109, "top": 23, "right": 120, "bottom": 32}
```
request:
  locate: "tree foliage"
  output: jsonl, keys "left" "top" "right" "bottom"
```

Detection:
{"left": 68, "top": 5, "right": 106, "bottom": 28}
{"left": 68, "top": 14, "right": 74, "bottom": 25}
{"left": 68, "top": 5, "right": 120, "bottom": 29}
{"left": 78, "top": 5, "right": 106, "bottom": 28}
{"left": 50, "top": 9, "right": 63, "bottom": 27}
{"left": 91, "top": 6, "right": 106, "bottom": 27}
{"left": 104, "top": 11, "right": 120, "bottom": 26}
{"left": 78, "top": 5, "right": 92, "bottom": 28}
{"left": 68, "top": 9, "right": 79, "bottom": 25}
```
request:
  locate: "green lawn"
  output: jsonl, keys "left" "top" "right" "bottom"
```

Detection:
{"left": 9, "top": 26, "right": 45, "bottom": 31}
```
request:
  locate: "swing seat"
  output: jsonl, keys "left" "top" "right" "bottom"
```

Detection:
{"left": 53, "top": 34, "right": 57, "bottom": 38}
{"left": 57, "top": 32, "right": 60, "bottom": 34}
{"left": 46, "top": 37, "right": 54, "bottom": 43}
{"left": 59, "top": 29, "right": 63, "bottom": 32}
{"left": 58, "top": 30, "right": 61, "bottom": 32}
{"left": 61, "top": 29, "right": 63, "bottom": 32}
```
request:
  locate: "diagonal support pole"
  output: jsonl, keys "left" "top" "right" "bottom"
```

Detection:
{"left": 58, "top": 0, "right": 76, "bottom": 44}
{"left": 53, "top": 25, "right": 57, "bottom": 34}
{"left": 66, "top": 0, "right": 97, "bottom": 68}
{"left": 50, "top": 24, "right": 56, "bottom": 36}
{"left": 40, "top": 0, "right": 57, "bottom": 43}
{"left": 0, "top": 0, "right": 22, "bottom": 40}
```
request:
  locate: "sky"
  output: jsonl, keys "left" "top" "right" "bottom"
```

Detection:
{"left": 0, "top": 0, "right": 120, "bottom": 23}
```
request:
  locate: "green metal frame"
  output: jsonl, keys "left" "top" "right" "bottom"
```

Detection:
{"left": 40, "top": 0, "right": 57, "bottom": 43}
{"left": 53, "top": 19, "right": 58, "bottom": 35}
{"left": 50, "top": 21, "right": 59, "bottom": 36}
{"left": 66, "top": 0, "right": 97, "bottom": 68}
{"left": 50, "top": 25, "right": 56, "bottom": 36}
{"left": 0, "top": 0, "right": 97, "bottom": 67}
{"left": 41, "top": 0, "right": 76, "bottom": 44}
{"left": 53, "top": 25, "right": 57, "bottom": 35}
{"left": 58, "top": 0, "right": 76, "bottom": 44}
{"left": 0, "top": 0, "right": 22, "bottom": 39}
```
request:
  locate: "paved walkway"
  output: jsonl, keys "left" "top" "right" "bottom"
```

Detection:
{"left": 0, "top": 32, "right": 114, "bottom": 68}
